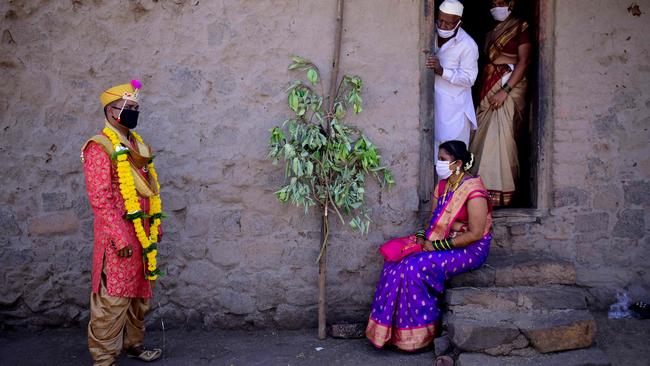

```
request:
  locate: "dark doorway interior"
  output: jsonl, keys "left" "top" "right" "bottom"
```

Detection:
{"left": 435, "top": 0, "right": 539, "bottom": 208}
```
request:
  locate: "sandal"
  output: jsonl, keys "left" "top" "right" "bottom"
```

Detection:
{"left": 435, "top": 355, "right": 454, "bottom": 366}
{"left": 630, "top": 301, "right": 650, "bottom": 319}
{"left": 126, "top": 345, "right": 162, "bottom": 362}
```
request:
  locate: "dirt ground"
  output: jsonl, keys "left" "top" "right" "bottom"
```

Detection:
{"left": 0, "top": 312, "right": 647, "bottom": 366}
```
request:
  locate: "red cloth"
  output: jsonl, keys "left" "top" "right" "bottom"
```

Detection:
{"left": 499, "top": 26, "right": 531, "bottom": 55}
{"left": 83, "top": 141, "right": 152, "bottom": 298}
{"left": 479, "top": 24, "right": 532, "bottom": 101}
{"left": 436, "top": 179, "right": 491, "bottom": 222}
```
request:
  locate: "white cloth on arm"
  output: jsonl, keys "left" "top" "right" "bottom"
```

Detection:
{"left": 434, "top": 27, "right": 479, "bottom": 150}
{"left": 435, "top": 114, "right": 471, "bottom": 160}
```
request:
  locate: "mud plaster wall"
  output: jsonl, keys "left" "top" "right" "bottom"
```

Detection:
{"left": 0, "top": 0, "right": 421, "bottom": 328}
{"left": 490, "top": 0, "right": 650, "bottom": 307}
{"left": 551, "top": 0, "right": 650, "bottom": 305}
{"left": 1, "top": 0, "right": 649, "bottom": 330}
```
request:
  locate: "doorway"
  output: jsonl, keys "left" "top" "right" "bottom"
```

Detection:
{"left": 434, "top": 0, "right": 541, "bottom": 209}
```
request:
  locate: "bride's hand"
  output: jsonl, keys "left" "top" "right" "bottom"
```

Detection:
{"left": 422, "top": 240, "right": 434, "bottom": 252}
{"left": 416, "top": 237, "right": 424, "bottom": 245}
{"left": 452, "top": 221, "right": 467, "bottom": 232}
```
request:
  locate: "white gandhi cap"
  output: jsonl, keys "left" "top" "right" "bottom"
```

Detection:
{"left": 439, "top": 0, "right": 464, "bottom": 16}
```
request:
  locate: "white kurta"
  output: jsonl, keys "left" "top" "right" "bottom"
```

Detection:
{"left": 434, "top": 28, "right": 479, "bottom": 152}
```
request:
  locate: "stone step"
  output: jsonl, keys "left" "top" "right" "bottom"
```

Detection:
{"left": 445, "top": 285, "right": 589, "bottom": 313}
{"left": 445, "top": 309, "right": 597, "bottom": 355}
{"left": 449, "top": 253, "right": 576, "bottom": 288}
{"left": 456, "top": 347, "right": 611, "bottom": 366}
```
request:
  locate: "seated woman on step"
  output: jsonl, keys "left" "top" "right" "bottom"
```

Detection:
{"left": 366, "top": 140, "right": 492, "bottom": 352}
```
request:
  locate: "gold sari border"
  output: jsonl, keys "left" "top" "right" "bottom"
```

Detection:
{"left": 366, "top": 317, "right": 437, "bottom": 352}
{"left": 487, "top": 18, "right": 529, "bottom": 61}
{"left": 366, "top": 318, "right": 392, "bottom": 348}
{"left": 427, "top": 178, "right": 493, "bottom": 241}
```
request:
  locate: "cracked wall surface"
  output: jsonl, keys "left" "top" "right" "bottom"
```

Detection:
{"left": 0, "top": 0, "right": 648, "bottom": 329}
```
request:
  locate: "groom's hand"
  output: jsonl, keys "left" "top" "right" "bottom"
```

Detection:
{"left": 117, "top": 245, "right": 133, "bottom": 258}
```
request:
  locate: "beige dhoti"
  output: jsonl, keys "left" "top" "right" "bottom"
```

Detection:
{"left": 88, "top": 271, "right": 149, "bottom": 366}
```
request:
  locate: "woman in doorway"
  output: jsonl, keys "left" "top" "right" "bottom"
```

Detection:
{"left": 366, "top": 141, "right": 492, "bottom": 352}
{"left": 469, "top": 0, "right": 531, "bottom": 207}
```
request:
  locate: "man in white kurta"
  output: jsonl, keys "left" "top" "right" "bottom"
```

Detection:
{"left": 426, "top": 0, "right": 478, "bottom": 155}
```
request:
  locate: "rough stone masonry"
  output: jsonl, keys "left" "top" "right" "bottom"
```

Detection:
{"left": 0, "top": 0, "right": 421, "bottom": 329}
{"left": 0, "top": 0, "right": 649, "bottom": 329}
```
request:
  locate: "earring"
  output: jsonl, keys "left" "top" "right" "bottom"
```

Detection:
{"left": 455, "top": 166, "right": 461, "bottom": 175}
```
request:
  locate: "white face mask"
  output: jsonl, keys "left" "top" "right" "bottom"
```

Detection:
{"left": 490, "top": 6, "right": 511, "bottom": 22}
{"left": 436, "top": 21, "right": 461, "bottom": 39}
{"left": 436, "top": 160, "right": 456, "bottom": 179}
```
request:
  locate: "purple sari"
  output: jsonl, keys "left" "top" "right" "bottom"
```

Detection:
{"left": 366, "top": 177, "right": 492, "bottom": 351}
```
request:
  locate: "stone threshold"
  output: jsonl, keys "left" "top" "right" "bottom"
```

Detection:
{"left": 493, "top": 208, "right": 547, "bottom": 224}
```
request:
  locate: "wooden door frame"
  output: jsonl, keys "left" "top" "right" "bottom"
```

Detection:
{"left": 417, "top": 0, "right": 555, "bottom": 221}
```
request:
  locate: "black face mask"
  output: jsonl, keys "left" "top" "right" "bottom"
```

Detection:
{"left": 118, "top": 109, "right": 139, "bottom": 129}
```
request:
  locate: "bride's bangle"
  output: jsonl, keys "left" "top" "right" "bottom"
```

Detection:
{"left": 431, "top": 238, "right": 454, "bottom": 251}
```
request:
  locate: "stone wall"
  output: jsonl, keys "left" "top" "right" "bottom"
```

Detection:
{"left": 1, "top": 0, "right": 649, "bottom": 330}
{"left": 0, "top": 0, "right": 421, "bottom": 328}
{"left": 550, "top": 0, "right": 650, "bottom": 306}
{"left": 489, "top": 0, "right": 650, "bottom": 308}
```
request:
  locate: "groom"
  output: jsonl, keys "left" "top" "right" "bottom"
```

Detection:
{"left": 81, "top": 80, "right": 163, "bottom": 366}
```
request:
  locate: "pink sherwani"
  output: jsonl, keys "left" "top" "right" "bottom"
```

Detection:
{"left": 83, "top": 139, "right": 153, "bottom": 298}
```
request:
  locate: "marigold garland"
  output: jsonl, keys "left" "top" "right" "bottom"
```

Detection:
{"left": 103, "top": 127, "right": 163, "bottom": 280}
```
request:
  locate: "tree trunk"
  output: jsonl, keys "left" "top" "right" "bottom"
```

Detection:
{"left": 327, "top": 0, "right": 345, "bottom": 118}
{"left": 317, "top": 0, "right": 344, "bottom": 341}
{"left": 317, "top": 210, "right": 329, "bottom": 340}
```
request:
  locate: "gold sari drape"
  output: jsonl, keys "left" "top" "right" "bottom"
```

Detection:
{"left": 470, "top": 18, "right": 529, "bottom": 207}
{"left": 470, "top": 78, "right": 527, "bottom": 206}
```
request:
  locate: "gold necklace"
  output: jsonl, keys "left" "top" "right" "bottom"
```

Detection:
{"left": 443, "top": 172, "right": 465, "bottom": 198}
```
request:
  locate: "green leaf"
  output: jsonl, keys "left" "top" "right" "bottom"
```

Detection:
{"left": 269, "top": 127, "right": 285, "bottom": 145}
{"left": 307, "top": 69, "right": 318, "bottom": 85}
{"left": 283, "top": 144, "right": 295, "bottom": 159}
{"left": 334, "top": 102, "right": 345, "bottom": 120}
{"left": 384, "top": 169, "right": 395, "bottom": 187}
{"left": 292, "top": 157, "right": 304, "bottom": 177}
{"left": 292, "top": 55, "right": 311, "bottom": 64}
{"left": 289, "top": 91, "right": 299, "bottom": 111}
{"left": 349, "top": 217, "right": 359, "bottom": 230}
{"left": 270, "top": 59, "right": 390, "bottom": 238}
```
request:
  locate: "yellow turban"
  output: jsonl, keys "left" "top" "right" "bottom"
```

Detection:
{"left": 100, "top": 80, "right": 141, "bottom": 107}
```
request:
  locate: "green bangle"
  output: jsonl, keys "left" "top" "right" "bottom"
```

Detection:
{"left": 432, "top": 240, "right": 441, "bottom": 251}
{"left": 444, "top": 239, "right": 453, "bottom": 250}
{"left": 502, "top": 83, "right": 512, "bottom": 93}
{"left": 431, "top": 239, "right": 454, "bottom": 251}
